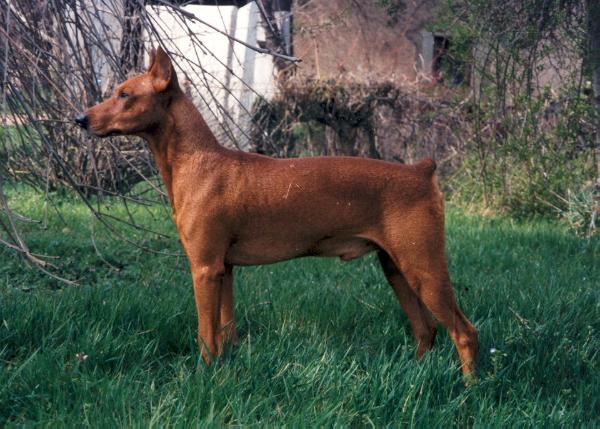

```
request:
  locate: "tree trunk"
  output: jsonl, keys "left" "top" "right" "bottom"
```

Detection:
{"left": 587, "top": 0, "right": 600, "bottom": 232}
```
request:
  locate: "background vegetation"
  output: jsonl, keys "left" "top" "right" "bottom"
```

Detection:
{"left": 435, "top": 0, "right": 598, "bottom": 228}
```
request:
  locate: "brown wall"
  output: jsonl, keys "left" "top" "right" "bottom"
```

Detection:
{"left": 293, "top": 0, "right": 436, "bottom": 84}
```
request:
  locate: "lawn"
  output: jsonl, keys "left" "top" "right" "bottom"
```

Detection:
{"left": 1, "top": 189, "right": 599, "bottom": 426}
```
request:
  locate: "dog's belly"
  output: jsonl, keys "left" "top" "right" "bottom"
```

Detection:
{"left": 225, "top": 235, "right": 378, "bottom": 266}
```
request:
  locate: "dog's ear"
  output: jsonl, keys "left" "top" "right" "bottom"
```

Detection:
{"left": 149, "top": 46, "right": 177, "bottom": 92}
{"left": 147, "top": 47, "right": 157, "bottom": 72}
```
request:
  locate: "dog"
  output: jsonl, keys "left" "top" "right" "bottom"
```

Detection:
{"left": 75, "top": 47, "right": 478, "bottom": 379}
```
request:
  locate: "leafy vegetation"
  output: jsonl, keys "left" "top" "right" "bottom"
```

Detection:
{"left": 434, "top": 0, "right": 597, "bottom": 226}
{"left": 1, "top": 190, "right": 598, "bottom": 426}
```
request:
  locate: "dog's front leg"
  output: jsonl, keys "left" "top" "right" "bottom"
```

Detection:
{"left": 217, "top": 263, "right": 239, "bottom": 354}
{"left": 191, "top": 263, "right": 224, "bottom": 364}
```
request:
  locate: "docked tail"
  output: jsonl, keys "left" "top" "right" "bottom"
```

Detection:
{"left": 418, "top": 158, "right": 437, "bottom": 177}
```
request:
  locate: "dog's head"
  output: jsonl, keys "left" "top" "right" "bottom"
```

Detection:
{"left": 74, "top": 46, "right": 179, "bottom": 137}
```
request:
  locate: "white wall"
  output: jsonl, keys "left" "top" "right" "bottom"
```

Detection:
{"left": 145, "top": 2, "right": 276, "bottom": 149}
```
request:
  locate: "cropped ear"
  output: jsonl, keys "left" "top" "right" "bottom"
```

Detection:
{"left": 149, "top": 46, "right": 177, "bottom": 92}
{"left": 146, "top": 47, "right": 157, "bottom": 72}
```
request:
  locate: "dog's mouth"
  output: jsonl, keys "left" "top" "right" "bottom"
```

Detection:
{"left": 100, "top": 130, "right": 122, "bottom": 138}
{"left": 90, "top": 128, "right": 123, "bottom": 138}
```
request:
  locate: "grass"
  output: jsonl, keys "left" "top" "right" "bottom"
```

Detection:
{"left": 0, "top": 188, "right": 599, "bottom": 426}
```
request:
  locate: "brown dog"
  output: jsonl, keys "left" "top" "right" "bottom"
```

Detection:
{"left": 75, "top": 47, "right": 478, "bottom": 379}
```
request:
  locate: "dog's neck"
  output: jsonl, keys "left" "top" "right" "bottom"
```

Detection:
{"left": 142, "top": 89, "right": 223, "bottom": 205}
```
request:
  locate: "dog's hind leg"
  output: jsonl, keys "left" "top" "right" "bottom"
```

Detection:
{"left": 378, "top": 250, "right": 437, "bottom": 358}
{"left": 381, "top": 195, "right": 478, "bottom": 379}
{"left": 393, "top": 249, "right": 478, "bottom": 379}
{"left": 408, "top": 269, "right": 477, "bottom": 379}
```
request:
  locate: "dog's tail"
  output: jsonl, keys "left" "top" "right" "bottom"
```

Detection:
{"left": 416, "top": 158, "right": 443, "bottom": 207}
{"left": 417, "top": 158, "right": 437, "bottom": 177}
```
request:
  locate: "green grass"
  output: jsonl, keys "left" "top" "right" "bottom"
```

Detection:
{"left": 1, "top": 189, "right": 599, "bottom": 426}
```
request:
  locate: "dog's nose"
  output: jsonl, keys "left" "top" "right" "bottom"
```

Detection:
{"left": 74, "top": 114, "right": 88, "bottom": 129}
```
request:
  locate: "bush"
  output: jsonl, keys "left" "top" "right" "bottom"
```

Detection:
{"left": 448, "top": 86, "right": 596, "bottom": 227}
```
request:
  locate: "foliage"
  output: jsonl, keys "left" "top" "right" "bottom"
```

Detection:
{"left": 434, "top": 0, "right": 597, "bottom": 229}
{"left": 0, "top": 190, "right": 598, "bottom": 425}
{"left": 449, "top": 87, "right": 596, "bottom": 218}
{"left": 551, "top": 186, "right": 597, "bottom": 233}
{"left": 252, "top": 78, "right": 395, "bottom": 158}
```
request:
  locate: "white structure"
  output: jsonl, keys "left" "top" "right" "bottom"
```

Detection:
{"left": 145, "top": 2, "right": 277, "bottom": 149}
{"left": 66, "top": 1, "right": 277, "bottom": 148}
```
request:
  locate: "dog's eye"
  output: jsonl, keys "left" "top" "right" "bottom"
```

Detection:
{"left": 119, "top": 91, "right": 129, "bottom": 99}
